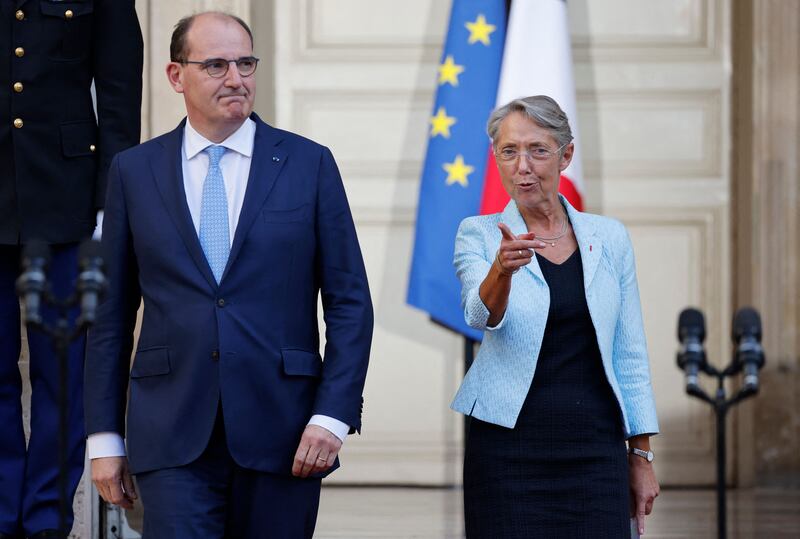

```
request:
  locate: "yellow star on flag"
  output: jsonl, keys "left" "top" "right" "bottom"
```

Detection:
{"left": 438, "top": 55, "right": 465, "bottom": 86}
{"left": 443, "top": 155, "right": 474, "bottom": 187}
{"left": 465, "top": 14, "right": 496, "bottom": 46}
{"left": 429, "top": 107, "right": 457, "bottom": 139}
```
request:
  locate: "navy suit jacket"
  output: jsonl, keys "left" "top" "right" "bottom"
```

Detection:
{"left": 84, "top": 114, "right": 373, "bottom": 476}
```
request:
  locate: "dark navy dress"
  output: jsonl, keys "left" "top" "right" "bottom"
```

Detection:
{"left": 464, "top": 250, "right": 631, "bottom": 539}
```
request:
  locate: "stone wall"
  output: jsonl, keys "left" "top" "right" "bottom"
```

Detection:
{"left": 733, "top": 0, "right": 800, "bottom": 488}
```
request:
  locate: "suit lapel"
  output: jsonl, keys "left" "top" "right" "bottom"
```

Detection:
{"left": 563, "top": 196, "right": 602, "bottom": 291}
{"left": 151, "top": 121, "right": 219, "bottom": 290}
{"left": 221, "top": 115, "right": 287, "bottom": 280}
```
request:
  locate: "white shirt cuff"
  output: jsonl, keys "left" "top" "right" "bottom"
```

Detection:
{"left": 308, "top": 414, "right": 349, "bottom": 442}
{"left": 87, "top": 431, "right": 126, "bottom": 459}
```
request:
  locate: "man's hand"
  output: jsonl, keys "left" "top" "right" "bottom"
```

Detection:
{"left": 292, "top": 425, "right": 343, "bottom": 478}
{"left": 629, "top": 456, "right": 659, "bottom": 536}
{"left": 92, "top": 456, "right": 136, "bottom": 509}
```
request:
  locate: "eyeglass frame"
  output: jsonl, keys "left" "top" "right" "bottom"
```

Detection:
{"left": 179, "top": 56, "right": 260, "bottom": 78}
{"left": 494, "top": 141, "right": 571, "bottom": 163}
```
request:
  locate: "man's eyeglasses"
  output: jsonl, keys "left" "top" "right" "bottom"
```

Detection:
{"left": 180, "top": 56, "right": 260, "bottom": 78}
{"left": 495, "top": 142, "right": 569, "bottom": 163}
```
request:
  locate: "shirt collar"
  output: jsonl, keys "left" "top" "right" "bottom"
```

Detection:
{"left": 183, "top": 118, "right": 256, "bottom": 160}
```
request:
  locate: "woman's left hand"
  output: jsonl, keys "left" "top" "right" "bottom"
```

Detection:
{"left": 629, "top": 454, "right": 659, "bottom": 535}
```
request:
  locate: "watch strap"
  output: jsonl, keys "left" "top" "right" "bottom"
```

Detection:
{"left": 628, "top": 447, "right": 654, "bottom": 462}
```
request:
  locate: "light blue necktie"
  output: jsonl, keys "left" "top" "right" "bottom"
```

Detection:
{"left": 199, "top": 145, "right": 230, "bottom": 283}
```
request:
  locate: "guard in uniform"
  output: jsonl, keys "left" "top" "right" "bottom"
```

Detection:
{"left": 0, "top": 1, "right": 142, "bottom": 537}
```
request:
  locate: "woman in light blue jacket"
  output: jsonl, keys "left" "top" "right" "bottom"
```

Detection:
{"left": 452, "top": 95, "right": 659, "bottom": 538}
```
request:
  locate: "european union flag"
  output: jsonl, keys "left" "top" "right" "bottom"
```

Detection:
{"left": 407, "top": 0, "right": 507, "bottom": 340}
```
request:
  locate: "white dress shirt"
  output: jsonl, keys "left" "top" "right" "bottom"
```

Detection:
{"left": 87, "top": 119, "right": 349, "bottom": 459}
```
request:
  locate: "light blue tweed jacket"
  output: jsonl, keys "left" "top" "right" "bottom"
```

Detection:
{"left": 451, "top": 195, "right": 659, "bottom": 438}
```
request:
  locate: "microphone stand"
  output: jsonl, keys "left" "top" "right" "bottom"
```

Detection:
{"left": 17, "top": 242, "right": 104, "bottom": 538}
{"left": 25, "top": 293, "right": 88, "bottom": 538}
{"left": 683, "top": 363, "right": 759, "bottom": 539}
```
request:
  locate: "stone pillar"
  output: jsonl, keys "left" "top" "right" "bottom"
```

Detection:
{"left": 733, "top": 0, "right": 800, "bottom": 487}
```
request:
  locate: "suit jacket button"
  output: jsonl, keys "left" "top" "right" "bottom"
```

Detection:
{"left": 211, "top": 350, "right": 220, "bottom": 360}
{"left": 13, "top": 118, "right": 23, "bottom": 129}
{"left": 89, "top": 144, "right": 96, "bottom": 152}
{"left": 15, "top": 10, "right": 24, "bottom": 20}
{"left": 15, "top": 47, "right": 25, "bottom": 58}
{"left": 13, "top": 82, "right": 23, "bottom": 93}
{"left": 65, "top": 9, "right": 74, "bottom": 19}
{"left": 217, "top": 298, "right": 225, "bottom": 307}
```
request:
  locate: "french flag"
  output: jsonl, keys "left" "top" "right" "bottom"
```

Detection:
{"left": 481, "top": 0, "right": 584, "bottom": 214}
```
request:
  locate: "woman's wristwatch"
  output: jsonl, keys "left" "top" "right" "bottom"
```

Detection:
{"left": 628, "top": 447, "right": 655, "bottom": 462}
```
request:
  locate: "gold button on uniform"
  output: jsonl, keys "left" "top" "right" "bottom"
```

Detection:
{"left": 15, "top": 10, "right": 24, "bottom": 20}
{"left": 15, "top": 47, "right": 24, "bottom": 57}
{"left": 13, "top": 118, "right": 23, "bottom": 129}
{"left": 89, "top": 144, "right": 96, "bottom": 152}
{"left": 13, "top": 82, "right": 23, "bottom": 93}
{"left": 65, "top": 10, "right": 73, "bottom": 19}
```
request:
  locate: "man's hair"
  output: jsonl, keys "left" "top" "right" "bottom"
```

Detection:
{"left": 170, "top": 11, "right": 254, "bottom": 62}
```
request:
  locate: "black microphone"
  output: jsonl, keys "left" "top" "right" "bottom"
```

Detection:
{"left": 76, "top": 240, "right": 107, "bottom": 327}
{"left": 16, "top": 241, "right": 51, "bottom": 326}
{"left": 732, "top": 307, "right": 765, "bottom": 392}
{"left": 677, "top": 308, "right": 707, "bottom": 391}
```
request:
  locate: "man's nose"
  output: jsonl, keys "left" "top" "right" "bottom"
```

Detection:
{"left": 224, "top": 63, "right": 243, "bottom": 86}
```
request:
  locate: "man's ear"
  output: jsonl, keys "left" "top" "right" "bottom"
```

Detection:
{"left": 166, "top": 62, "right": 184, "bottom": 93}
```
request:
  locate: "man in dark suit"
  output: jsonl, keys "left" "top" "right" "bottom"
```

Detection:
{"left": 85, "top": 11, "right": 373, "bottom": 538}
{"left": 0, "top": 1, "right": 142, "bottom": 537}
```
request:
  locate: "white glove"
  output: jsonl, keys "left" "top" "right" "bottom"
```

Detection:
{"left": 93, "top": 210, "right": 104, "bottom": 240}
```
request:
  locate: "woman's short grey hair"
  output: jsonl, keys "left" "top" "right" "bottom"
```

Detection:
{"left": 487, "top": 95, "right": 573, "bottom": 149}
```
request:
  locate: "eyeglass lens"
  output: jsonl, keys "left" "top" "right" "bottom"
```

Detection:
{"left": 205, "top": 58, "right": 258, "bottom": 77}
